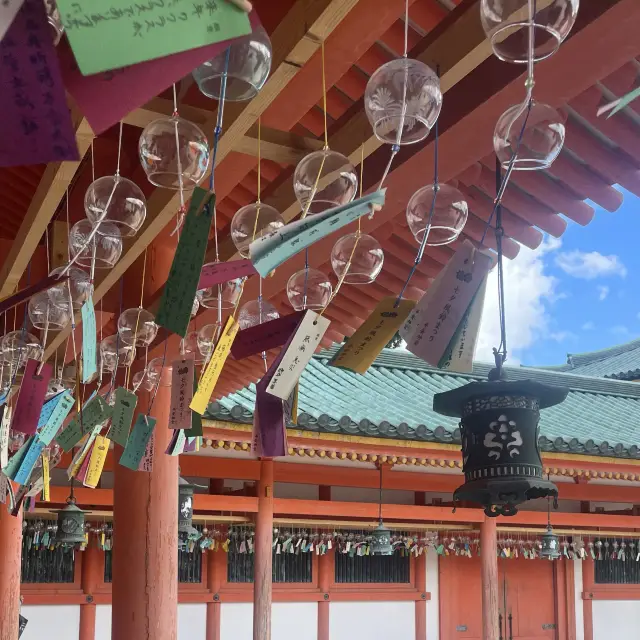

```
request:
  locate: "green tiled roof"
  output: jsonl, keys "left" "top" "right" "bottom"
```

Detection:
{"left": 530, "top": 338, "right": 640, "bottom": 380}
{"left": 208, "top": 347, "right": 640, "bottom": 459}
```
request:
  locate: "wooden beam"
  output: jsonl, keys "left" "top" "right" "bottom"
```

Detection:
{"left": 235, "top": 126, "right": 324, "bottom": 165}
{"left": 0, "top": 113, "right": 93, "bottom": 298}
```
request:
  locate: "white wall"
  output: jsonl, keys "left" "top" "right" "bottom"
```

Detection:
{"left": 426, "top": 547, "right": 439, "bottom": 640}
{"left": 221, "top": 602, "right": 317, "bottom": 640}
{"left": 93, "top": 603, "right": 206, "bottom": 639}
{"left": 593, "top": 601, "right": 640, "bottom": 639}
{"left": 178, "top": 603, "right": 207, "bottom": 638}
{"left": 21, "top": 605, "right": 79, "bottom": 640}
{"left": 330, "top": 602, "right": 415, "bottom": 640}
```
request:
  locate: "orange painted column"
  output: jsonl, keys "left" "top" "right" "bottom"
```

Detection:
{"left": 0, "top": 506, "right": 22, "bottom": 640}
{"left": 480, "top": 518, "right": 499, "bottom": 640}
{"left": 206, "top": 540, "right": 225, "bottom": 640}
{"left": 79, "top": 541, "right": 103, "bottom": 640}
{"left": 253, "top": 459, "right": 274, "bottom": 640}
{"left": 415, "top": 551, "right": 427, "bottom": 640}
{"left": 112, "top": 382, "right": 178, "bottom": 640}
{"left": 318, "top": 484, "right": 331, "bottom": 640}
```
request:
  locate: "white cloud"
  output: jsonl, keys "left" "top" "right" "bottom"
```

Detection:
{"left": 555, "top": 250, "right": 627, "bottom": 280}
{"left": 597, "top": 285, "right": 610, "bottom": 301}
{"left": 611, "top": 325, "right": 630, "bottom": 336}
{"left": 549, "top": 331, "right": 577, "bottom": 343}
{"left": 477, "top": 237, "right": 561, "bottom": 365}
{"left": 582, "top": 321, "right": 595, "bottom": 331}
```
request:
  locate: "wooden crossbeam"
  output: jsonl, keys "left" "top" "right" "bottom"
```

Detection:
{"left": 0, "top": 113, "right": 94, "bottom": 298}
{"left": 236, "top": 125, "right": 324, "bottom": 164}
{"left": 43, "top": 0, "right": 362, "bottom": 361}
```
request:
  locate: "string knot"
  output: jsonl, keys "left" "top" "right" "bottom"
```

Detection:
{"left": 391, "top": 144, "right": 400, "bottom": 153}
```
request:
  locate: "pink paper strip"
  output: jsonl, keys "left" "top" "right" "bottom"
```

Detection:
{"left": 183, "top": 437, "right": 197, "bottom": 453}
{"left": 138, "top": 432, "right": 154, "bottom": 472}
{"left": 0, "top": 0, "right": 79, "bottom": 167}
{"left": 169, "top": 358, "right": 194, "bottom": 430}
{"left": 59, "top": 12, "right": 260, "bottom": 136}
{"left": 11, "top": 359, "right": 52, "bottom": 435}
{"left": 75, "top": 443, "right": 93, "bottom": 484}
{"left": 198, "top": 259, "right": 258, "bottom": 290}
{"left": 231, "top": 312, "right": 305, "bottom": 360}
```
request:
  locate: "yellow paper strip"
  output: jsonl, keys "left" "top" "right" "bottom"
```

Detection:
{"left": 84, "top": 435, "right": 110, "bottom": 489}
{"left": 190, "top": 317, "right": 239, "bottom": 415}
{"left": 41, "top": 452, "right": 50, "bottom": 502}
{"left": 329, "top": 297, "right": 416, "bottom": 374}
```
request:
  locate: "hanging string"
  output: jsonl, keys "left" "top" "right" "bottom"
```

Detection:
{"left": 147, "top": 327, "right": 167, "bottom": 417}
{"left": 299, "top": 40, "right": 329, "bottom": 221}
{"left": 493, "top": 158, "right": 507, "bottom": 373}
{"left": 170, "top": 83, "right": 187, "bottom": 237}
{"left": 37, "top": 227, "right": 53, "bottom": 375}
{"left": 125, "top": 248, "right": 147, "bottom": 389}
{"left": 60, "top": 122, "right": 125, "bottom": 276}
{"left": 90, "top": 139, "right": 95, "bottom": 183}
{"left": 372, "top": 0, "right": 412, "bottom": 207}
{"left": 394, "top": 77, "right": 439, "bottom": 307}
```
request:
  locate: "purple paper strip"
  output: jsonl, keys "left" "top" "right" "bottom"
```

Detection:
{"left": 198, "top": 259, "right": 258, "bottom": 290}
{"left": 59, "top": 12, "right": 260, "bottom": 136}
{"left": 0, "top": 0, "right": 79, "bottom": 167}
{"left": 12, "top": 359, "right": 52, "bottom": 435}
{"left": 231, "top": 311, "right": 305, "bottom": 360}
{"left": 253, "top": 327, "right": 300, "bottom": 458}
{"left": 183, "top": 437, "right": 197, "bottom": 453}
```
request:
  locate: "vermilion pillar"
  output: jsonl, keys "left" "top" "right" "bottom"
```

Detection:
{"left": 112, "top": 241, "right": 178, "bottom": 640}
{"left": 253, "top": 459, "right": 274, "bottom": 640}
{"left": 79, "top": 540, "right": 103, "bottom": 640}
{"left": 0, "top": 506, "right": 22, "bottom": 640}
{"left": 480, "top": 518, "right": 499, "bottom": 640}
{"left": 318, "top": 484, "right": 331, "bottom": 640}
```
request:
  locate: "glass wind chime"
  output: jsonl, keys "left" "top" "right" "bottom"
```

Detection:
{"left": 433, "top": 0, "right": 578, "bottom": 518}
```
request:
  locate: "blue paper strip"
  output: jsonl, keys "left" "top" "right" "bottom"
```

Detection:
{"left": 249, "top": 191, "right": 386, "bottom": 277}
{"left": 13, "top": 437, "right": 45, "bottom": 485}
{"left": 119, "top": 414, "right": 157, "bottom": 470}
{"left": 81, "top": 298, "right": 97, "bottom": 383}
{"left": 38, "top": 390, "right": 74, "bottom": 446}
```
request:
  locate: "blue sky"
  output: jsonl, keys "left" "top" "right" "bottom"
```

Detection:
{"left": 476, "top": 186, "right": 639, "bottom": 367}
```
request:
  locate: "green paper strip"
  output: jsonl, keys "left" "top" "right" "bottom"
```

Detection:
{"left": 110, "top": 387, "right": 138, "bottom": 447}
{"left": 156, "top": 188, "right": 215, "bottom": 338}
{"left": 3, "top": 436, "right": 33, "bottom": 480}
{"left": 38, "top": 391, "right": 75, "bottom": 446}
{"left": 56, "top": 0, "right": 251, "bottom": 75}
{"left": 120, "top": 414, "right": 157, "bottom": 470}
{"left": 56, "top": 395, "right": 111, "bottom": 452}
{"left": 81, "top": 298, "right": 97, "bottom": 383}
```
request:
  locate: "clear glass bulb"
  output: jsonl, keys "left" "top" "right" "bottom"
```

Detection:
{"left": 230, "top": 203, "right": 285, "bottom": 258}
{"left": 43, "top": 0, "right": 63, "bottom": 45}
{"left": 179, "top": 330, "right": 206, "bottom": 364}
{"left": 331, "top": 233, "right": 384, "bottom": 284}
{"left": 197, "top": 323, "right": 222, "bottom": 360}
{"left": 2, "top": 331, "right": 43, "bottom": 370}
{"left": 69, "top": 220, "right": 123, "bottom": 269}
{"left": 146, "top": 357, "right": 172, "bottom": 386}
{"left": 406, "top": 183, "right": 468, "bottom": 246}
{"left": 47, "top": 265, "right": 92, "bottom": 311}
{"left": 28, "top": 291, "right": 71, "bottom": 331}
{"left": 117, "top": 307, "right": 158, "bottom": 347}
{"left": 139, "top": 116, "right": 210, "bottom": 190}
{"left": 494, "top": 100, "right": 565, "bottom": 170}
{"left": 133, "top": 369, "right": 155, "bottom": 392}
{"left": 100, "top": 335, "right": 135, "bottom": 372}
{"left": 199, "top": 276, "right": 244, "bottom": 310}
{"left": 480, "top": 0, "right": 579, "bottom": 64}
{"left": 286, "top": 268, "right": 332, "bottom": 311}
{"left": 192, "top": 25, "right": 272, "bottom": 102}
{"left": 293, "top": 149, "right": 357, "bottom": 215}
{"left": 84, "top": 175, "right": 147, "bottom": 238}
{"left": 238, "top": 299, "right": 279, "bottom": 330}
{"left": 364, "top": 58, "right": 442, "bottom": 145}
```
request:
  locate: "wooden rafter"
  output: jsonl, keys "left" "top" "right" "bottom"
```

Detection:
{"left": 0, "top": 113, "right": 94, "bottom": 298}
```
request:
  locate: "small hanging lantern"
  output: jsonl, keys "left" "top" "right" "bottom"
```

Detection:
{"left": 370, "top": 463, "right": 393, "bottom": 556}
{"left": 53, "top": 495, "right": 87, "bottom": 547}
{"left": 540, "top": 524, "right": 560, "bottom": 560}
{"left": 433, "top": 376, "right": 568, "bottom": 516}
{"left": 178, "top": 477, "right": 195, "bottom": 535}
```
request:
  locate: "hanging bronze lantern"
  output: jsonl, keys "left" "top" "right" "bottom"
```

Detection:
{"left": 178, "top": 477, "right": 195, "bottom": 535}
{"left": 433, "top": 377, "right": 568, "bottom": 517}
{"left": 53, "top": 497, "right": 87, "bottom": 547}
{"left": 370, "top": 522, "right": 393, "bottom": 556}
{"left": 540, "top": 524, "right": 560, "bottom": 560}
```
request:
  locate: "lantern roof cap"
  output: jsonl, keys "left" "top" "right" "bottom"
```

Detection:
{"left": 432, "top": 378, "right": 569, "bottom": 418}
